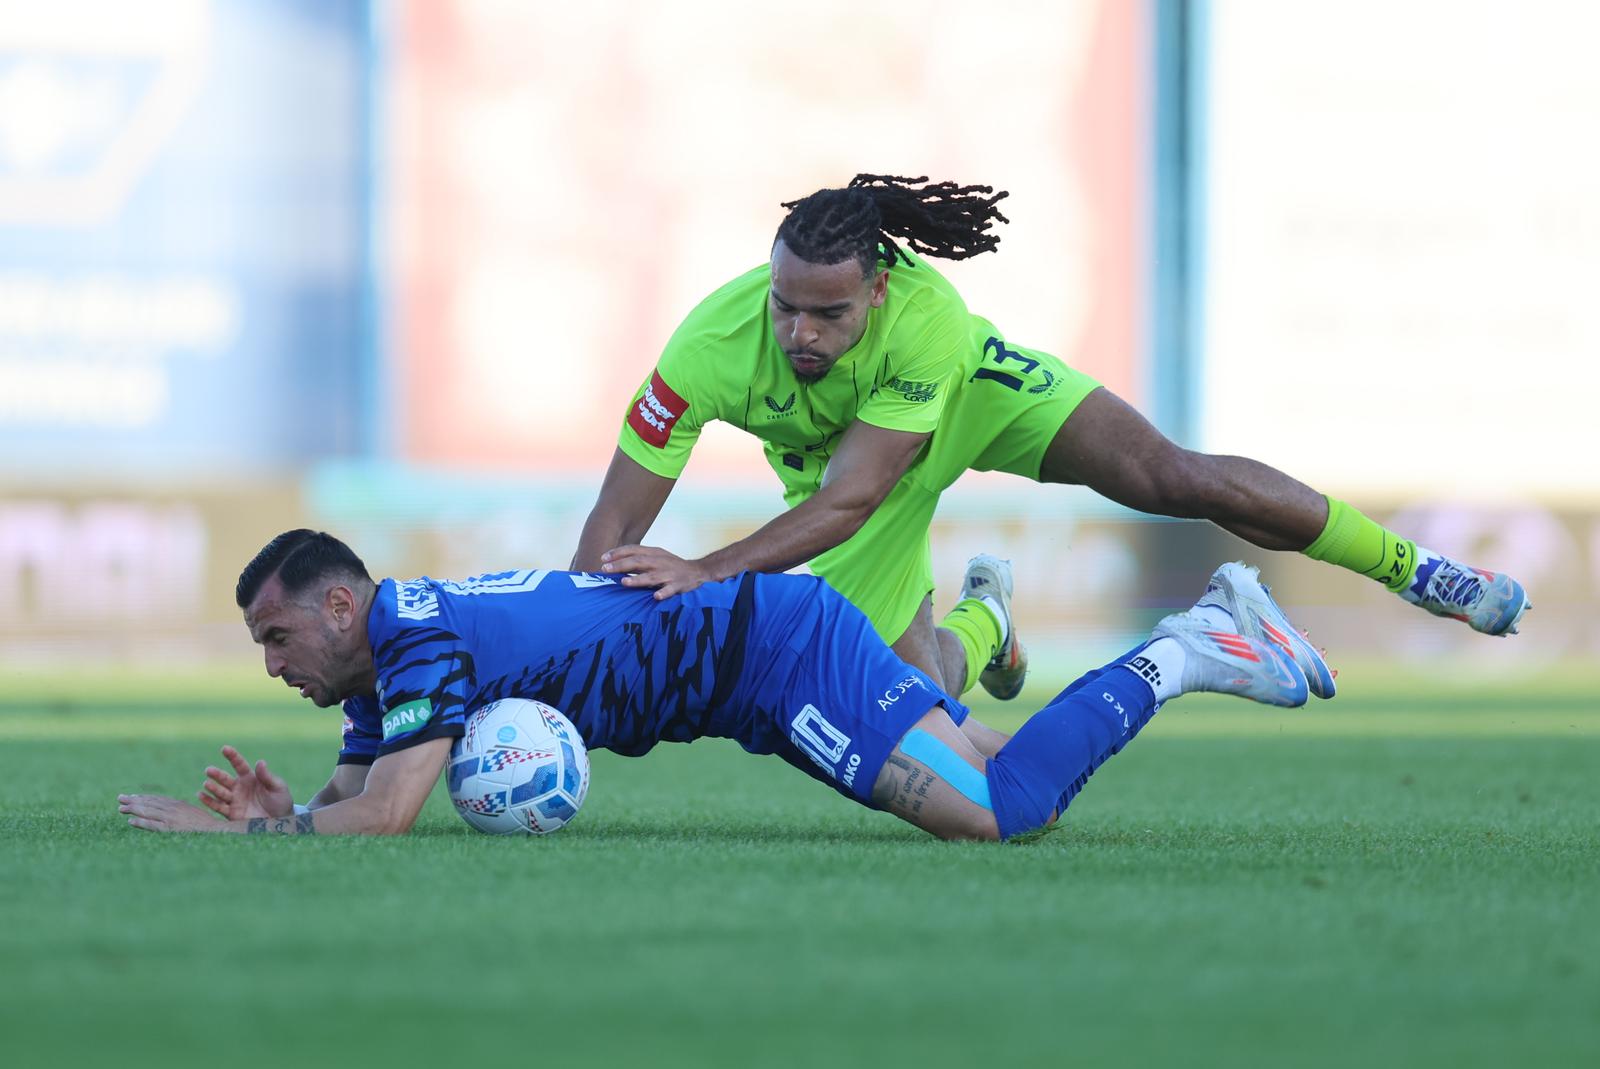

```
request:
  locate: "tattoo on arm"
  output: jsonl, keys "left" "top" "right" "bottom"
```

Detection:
{"left": 245, "top": 813, "right": 317, "bottom": 835}
{"left": 871, "top": 753, "right": 913, "bottom": 808}
{"left": 871, "top": 753, "right": 931, "bottom": 816}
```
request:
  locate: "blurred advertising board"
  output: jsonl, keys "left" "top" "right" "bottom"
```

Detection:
{"left": 0, "top": 0, "right": 368, "bottom": 478}
{"left": 2, "top": 486, "right": 1590, "bottom": 678}
{"left": 384, "top": 0, "right": 1148, "bottom": 479}
{"left": 1200, "top": 0, "right": 1600, "bottom": 503}
{"left": 0, "top": 485, "right": 298, "bottom": 666}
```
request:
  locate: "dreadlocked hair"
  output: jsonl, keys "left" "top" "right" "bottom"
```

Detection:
{"left": 776, "top": 174, "right": 1010, "bottom": 276}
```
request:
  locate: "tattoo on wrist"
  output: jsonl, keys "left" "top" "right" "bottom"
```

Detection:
{"left": 244, "top": 813, "right": 317, "bottom": 835}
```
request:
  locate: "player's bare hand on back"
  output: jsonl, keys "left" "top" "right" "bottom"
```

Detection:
{"left": 198, "top": 745, "right": 293, "bottom": 820}
{"left": 600, "top": 544, "right": 714, "bottom": 599}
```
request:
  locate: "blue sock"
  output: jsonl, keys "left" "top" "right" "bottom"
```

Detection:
{"left": 1034, "top": 642, "right": 1161, "bottom": 816}
{"left": 986, "top": 662, "right": 1160, "bottom": 840}
{"left": 1041, "top": 642, "right": 1150, "bottom": 705}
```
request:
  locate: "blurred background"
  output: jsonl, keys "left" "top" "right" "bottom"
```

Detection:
{"left": 1, "top": 0, "right": 1595, "bottom": 693}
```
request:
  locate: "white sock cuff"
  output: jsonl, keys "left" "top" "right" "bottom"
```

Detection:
{"left": 1125, "top": 636, "right": 1186, "bottom": 703}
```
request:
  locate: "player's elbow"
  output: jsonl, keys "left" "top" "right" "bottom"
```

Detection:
{"left": 833, "top": 498, "right": 877, "bottom": 538}
{"left": 352, "top": 791, "right": 418, "bottom": 836}
{"left": 929, "top": 812, "right": 1002, "bottom": 843}
{"left": 1130, "top": 447, "right": 1217, "bottom": 518}
{"left": 370, "top": 816, "right": 414, "bottom": 836}
{"left": 374, "top": 800, "right": 419, "bottom": 836}
{"left": 819, "top": 479, "right": 894, "bottom": 536}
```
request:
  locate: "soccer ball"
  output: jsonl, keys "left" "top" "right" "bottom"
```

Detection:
{"left": 447, "top": 698, "right": 590, "bottom": 836}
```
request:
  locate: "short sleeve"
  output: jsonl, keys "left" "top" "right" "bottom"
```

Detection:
{"left": 855, "top": 296, "right": 968, "bottom": 435}
{"left": 370, "top": 627, "right": 477, "bottom": 758}
{"left": 338, "top": 694, "right": 383, "bottom": 765}
{"left": 617, "top": 363, "right": 703, "bottom": 479}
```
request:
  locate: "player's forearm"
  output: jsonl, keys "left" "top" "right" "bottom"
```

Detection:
{"left": 573, "top": 508, "right": 646, "bottom": 571}
{"left": 225, "top": 792, "right": 410, "bottom": 836}
{"left": 307, "top": 763, "right": 371, "bottom": 809}
{"left": 305, "top": 783, "right": 350, "bottom": 810}
{"left": 574, "top": 449, "right": 677, "bottom": 570}
{"left": 698, "top": 483, "right": 874, "bottom": 580}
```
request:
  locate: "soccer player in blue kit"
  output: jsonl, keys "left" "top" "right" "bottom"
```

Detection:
{"left": 119, "top": 530, "right": 1334, "bottom": 840}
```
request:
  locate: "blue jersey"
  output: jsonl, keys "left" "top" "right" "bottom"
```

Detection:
{"left": 338, "top": 570, "right": 967, "bottom": 804}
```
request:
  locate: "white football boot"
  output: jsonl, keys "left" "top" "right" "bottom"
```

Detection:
{"left": 960, "top": 554, "right": 1028, "bottom": 701}
{"left": 1196, "top": 562, "right": 1337, "bottom": 699}
{"left": 1145, "top": 611, "right": 1311, "bottom": 708}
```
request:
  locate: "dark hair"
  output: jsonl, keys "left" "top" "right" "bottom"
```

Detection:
{"left": 776, "top": 173, "right": 1010, "bottom": 276}
{"left": 236, "top": 529, "right": 373, "bottom": 609}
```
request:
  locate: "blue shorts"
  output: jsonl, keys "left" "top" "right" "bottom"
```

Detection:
{"left": 721, "top": 573, "right": 969, "bottom": 806}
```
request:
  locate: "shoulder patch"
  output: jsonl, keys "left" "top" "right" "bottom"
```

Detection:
{"left": 381, "top": 698, "right": 433, "bottom": 742}
{"left": 628, "top": 370, "right": 690, "bottom": 447}
{"left": 884, "top": 376, "right": 940, "bottom": 403}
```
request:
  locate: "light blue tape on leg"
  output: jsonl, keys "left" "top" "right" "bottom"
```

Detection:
{"left": 901, "top": 729, "right": 992, "bottom": 810}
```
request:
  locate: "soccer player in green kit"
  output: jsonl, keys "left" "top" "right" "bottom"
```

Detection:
{"left": 572, "top": 175, "right": 1528, "bottom": 724}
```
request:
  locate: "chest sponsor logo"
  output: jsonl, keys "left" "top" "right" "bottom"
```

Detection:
{"left": 382, "top": 698, "right": 434, "bottom": 741}
{"left": 885, "top": 376, "right": 938, "bottom": 403}
{"left": 763, "top": 392, "right": 796, "bottom": 419}
{"left": 627, "top": 369, "right": 688, "bottom": 448}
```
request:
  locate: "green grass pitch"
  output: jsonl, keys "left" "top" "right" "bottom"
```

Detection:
{"left": 1, "top": 669, "right": 1595, "bottom": 1068}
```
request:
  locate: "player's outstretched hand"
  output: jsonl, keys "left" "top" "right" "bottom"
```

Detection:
{"left": 119, "top": 793, "right": 223, "bottom": 833}
{"left": 600, "top": 544, "right": 714, "bottom": 600}
{"left": 198, "top": 745, "right": 294, "bottom": 820}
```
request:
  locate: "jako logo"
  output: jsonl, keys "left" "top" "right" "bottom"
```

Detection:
{"left": 842, "top": 752, "right": 862, "bottom": 788}
{"left": 1101, "top": 690, "right": 1130, "bottom": 733}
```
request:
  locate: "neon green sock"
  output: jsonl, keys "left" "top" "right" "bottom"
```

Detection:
{"left": 1303, "top": 496, "right": 1420, "bottom": 593}
{"left": 939, "top": 598, "right": 1003, "bottom": 695}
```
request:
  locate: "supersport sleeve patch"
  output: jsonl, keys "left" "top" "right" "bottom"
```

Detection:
{"left": 618, "top": 364, "right": 703, "bottom": 479}
{"left": 626, "top": 369, "right": 689, "bottom": 448}
{"left": 618, "top": 267, "right": 766, "bottom": 477}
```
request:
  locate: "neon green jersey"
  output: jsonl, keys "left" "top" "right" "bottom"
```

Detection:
{"left": 618, "top": 251, "right": 989, "bottom": 504}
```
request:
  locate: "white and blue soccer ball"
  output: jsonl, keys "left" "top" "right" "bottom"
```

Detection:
{"left": 447, "top": 698, "right": 590, "bottom": 836}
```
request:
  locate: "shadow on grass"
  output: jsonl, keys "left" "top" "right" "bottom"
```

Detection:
{"left": 424, "top": 815, "right": 944, "bottom": 847}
